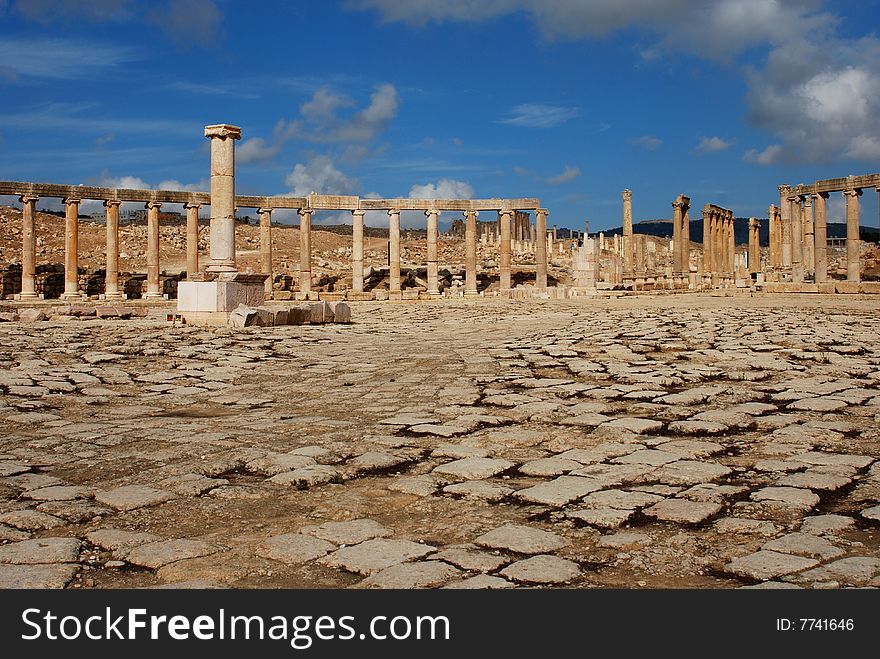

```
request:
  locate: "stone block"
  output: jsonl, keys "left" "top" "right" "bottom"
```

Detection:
{"left": 18, "top": 308, "right": 47, "bottom": 322}
{"left": 374, "top": 290, "right": 389, "bottom": 301}
{"left": 346, "top": 291, "right": 374, "bottom": 301}
{"left": 834, "top": 281, "right": 860, "bottom": 294}
{"left": 329, "top": 302, "right": 351, "bottom": 323}
{"left": 95, "top": 306, "right": 132, "bottom": 319}
{"left": 860, "top": 282, "right": 880, "bottom": 295}
{"left": 178, "top": 280, "right": 266, "bottom": 314}
{"left": 288, "top": 304, "right": 311, "bottom": 325}
{"left": 228, "top": 304, "right": 259, "bottom": 327}
{"left": 309, "top": 301, "right": 332, "bottom": 324}
{"left": 265, "top": 306, "right": 289, "bottom": 326}
{"left": 402, "top": 290, "right": 420, "bottom": 300}
{"left": 817, "top": 282, "right": 835, "bottom": 294}
{"left": 274, "top": 290, "right": 293, "bottom": 300}
{"left": 0, "top": 312, "right": 17, "bottom": 322}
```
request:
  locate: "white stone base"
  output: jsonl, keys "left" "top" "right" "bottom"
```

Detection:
{"left": 177, "top": 279, "right": 266, "bottom": 314}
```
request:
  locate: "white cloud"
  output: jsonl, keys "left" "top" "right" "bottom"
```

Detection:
{"left": 743, "top": 144, "right": 783, "bottom": 165}
{"left": 696, "top": 136, "right": 731, "bottom": 153}
{"left": 285, "top": 155, "right": 360, "bottom": 196}
{"left": 629, "top": 135, "right": 662, "bottom": 151}
{"left": 238, "top": 137, "right": 281, "bottom": 164}
{"left": 499, "top": 103, "right": 578, "bottom": 128}
{"left": 0, "top": 37, "right": 139, "bottom": 80}
{"left": 408, "top": 178, "right": 474, "bottom": 199}
{"left": 547, "top": 166, "right": 581, "bottom": 184}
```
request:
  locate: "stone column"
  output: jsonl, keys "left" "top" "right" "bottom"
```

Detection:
{"left": 701, "top": 205, "right": 712, "bottom": 284}
{"left": 499, "top": 210, "right": 512, "bottom": 290}
{"left": 352, "top": 209, "right": 365, "bottom": 293}
{"left": 813, "top": 192, "right": 828, "bottom": 284}
{"left": 727, "top": 212, "right": 735, "bottom": 278}
{"left": 779, "top": 185, "right": 792, "bottom": 271}
{"left": 184, "top": 202, "right": 200, "bottom": 278}
{"left": 748, "top": 217, "right": 760, "bottom": 275}
{"left": 298, "top": 208, "right": 312, "bottom": 294}
{"left": 803, "top": 196, "right": 814, "bottom": 276}
{"left": 144, "top": 201, "right": 162, "bottom": 298}
{"left": 258, "top": 207, "right": 273, "bottom": 298}
{"left": 388, "top": 208, "right": 401, "bottom": 293}
{"left": 426, "top": 208, "right": 440, "bottom": 296}
{"left": 464, "top": 210, "right": 478, "bottom": 296}
{"left": 535, "top": 208, "right": 548, "bottom": 289}
{"left": 204, "top": 124, "right": 241, "bottom": 273}
{"left": 720, "top": 213, "right": 729, "bottom": 279}
{"left": 634, "top": 234, "right": 646, "bottom": 288}
{"left": 713, "top": 212, "right": 723, "bottom": 284}
{"left": 767, "top": 205, "right": 777, "bottom": 269}
{"left": 104, "top": 199, "right": 122, "bottom": 300}
{"left": 61, "top": 197, "right": 81, "bottom": 300}
{"left": 19, "top": 195, "right": 39, "bottom": 300}
{"left": 791, "top": 196, "right": 804, "bottom": 283}
{"left": 622, "top": 189, "right": 634, "bottom": 282}
{"left": 844, "top": 187, "right": 862, "bottom": 282}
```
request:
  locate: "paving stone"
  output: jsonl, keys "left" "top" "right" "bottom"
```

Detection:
{"left": 566, "top": 507, "right": 634, "bottom": 528}
{"left": 0, "top": 564, "right": 78, "bottom": 589}
{"left": 725, "top": 550, "right": 819, "bottom": 580}
{"left": 268, "top": 465, "right": 340, "bottom": 487}
{"left": 861, "top": 505, "right": 880, "bottom": 522}
{"left": 790, "top": 557, "right": 880, "bottom": 586}
{"left": 762, "top": 532, "right": 845, "bottom": 560}
{"left": 751, "top": 487, "right": 820, "bottom": 510}
{"left": 519, "top": 457, "right": 582, "bottom": 477}
{"left": 559, "top": 413, "right": 612, "bottom": 427}
{"left": 36, "top": 500, "right": 112, "bottom": 522}
{"left": 474, "top": 524, "right": 566, "bottom": 555}
{"left": 432, "top": 457, "right": 514, "bottom": 480}
{"left": 596, "top": 531, "right": 650, "bottom": 548}
{"left": 443, "top": 480, "right": 513, "bottom": 502}
{"left": 0, "top": 525, "right": 30, "bottom": 542}
{"left": 379, "top": 414, "right": 439, "bottom": 426}
{"left": 257, "top": 533, "right": 335, "bottom": 564}
{"left": 0, "top": 537, "right": 81, "bottom": 564}
{"left": 643, "top": 498, "right": 722, "bottom": 524}
{"left": 431, "top": 445, "right": 493, "bottom": 459}
{"left": 409, "top": 424, "right": 465, "bottom": 437}
{"left": 0, "top": 462, "right": 31, "bottom": 477}
{"left": 0, "top": 509, "right": 65, "bottom": 531}
{"left": 346, "top": 451, "right": 408, "bottom": 474}
{"left": 500, "top": 555, "right": 580, "bottom": 584}
{"left": 792, "top": 452, "right": 874, "bottom": 469}
{"left": 514, "top": 475, "right": 603, "bottom": 506}
{"left": 359, "top": 561, "right": 462, "bottom": 589}
{"left": 650, "top": 460, "right": 732, "bottom": 486}
{"left": 95, "top": 485, "right": 176, "bottom": 511}
{"left": 124, "top": 539, "right": 219, "bottom": 569}
{"left": 301, "top": 519, "right": 392, "bottom": 545}
{"left": 387, "top": 475, "right": 440, "bottom": 496}
{"left": 87, "top": 529, "right": 162, "bottom": 553}
{"left": 158, "top": 473, "right": 229, "bottom": 496}
{"left": 442, "top": 574, "right": 515, "bottom": 589}
{"left": 570, "top": 463, "right": 654, "bottom": 487}
{"left": 713, "top": 518, "right": 780, "bottom": 536}
{"left": 800, "top": 514, "right": 856, "bottom": 535}
{"left": 600, "top": 418, "right": 663, "bottom": 434}
{"left": 247, "top": 453, "right": 317, "bottom": 476}
{"left": 612, "top": 449, "right": 679, "bottom": 466}
{"left": 657, "top": 439, "right": 723, "bottom": 458}
{"left": 787, "top": 398, "right": 847, "bottom": 412}
{"left": 667, "top": 420, "right": 728, "bottom": 435}
{"left": 580, "top": 489, "right": 663, "bottom": 510}
{"left": 321, "top": 538, "right": 435, "bottom": 575}
{"left": 429, "top": 544, "right": 511, "bottom": 572}
{"left": 25, "top": 485, "right": 93, "bottom": 501}
{"left": 777, "top": 471, "right": 851, "bottom": 491}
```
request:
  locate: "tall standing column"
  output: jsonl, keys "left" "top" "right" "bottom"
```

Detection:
{"left": 204, "top": 124, "right": 241, "bottom": 273}
{"left": 258, "top": 207, "right": 273, "bottom": 298}
{"left": 184, "top": 202, "right": 200, "bottom": 278}
{"left": 144, "top": 201, "right": 162, "bottom": 298}
{"left": 702, "top": 205, "right": 712, "bottom": 283}
{"left": 535, "top": 208, "right": 548, "bottom": 289}
{"left": 298, "top": 208, "right": 312, "bottom": 294}
{"left": 748, "top": 218, "right": 760, "bottom": 275}
{"left": 464, "top": 210, "right": 478, "bottom": 296}
{"left": 779, "top": 185, "right": 792, "bottom": 271}
{"left": 844, "top": 187, "right": 862, "bottom": 282}
{"left": 803, "top": 196, "right": 815, "bottom": 276}
{"left": 19, "top": 195, "right": 39, "bottom": 300}
{"left": 767, "top": 205, "right": 777, "bottom": 269}
{"left": 352, "top": 209, "right": 365, "bottom": 293}
{"left": 104, "top": 199, "right": 122, "bottom": 300}
{"left": 499, "top": 210, "right": 512, "bottom": 290}
{"left": 727, "top": 212, "right": 735, "bottom": 277}
{"left": 813, "top": 193, "right": 828, "bottom": 284}
{"left": 791, "top": 196, "right": 804, "bottom": 283}
{"left": 713, "top": 212, "right": 724, "bottom": 283}
{"left": 61, "top": 197, "right": 81, "bottom": 300}
{"left": 426, "top": 208, "right": 440, "bottom": 296}
{"left": 388, "top": 208, "right": 401, "bottom": 293}
{"left": 622, "top": 189, "right": 634, "bottom": 282}
{"left": 720, "top": 213, "right": 730, "bottom": 279}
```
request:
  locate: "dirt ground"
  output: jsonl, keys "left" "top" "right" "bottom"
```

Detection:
{"left": 0, "top": 294, "right": 878, "bottom": 589}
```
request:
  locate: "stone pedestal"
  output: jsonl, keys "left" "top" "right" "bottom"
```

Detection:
{"left": 178, "top": 273, "right": 268, "bottom": 323}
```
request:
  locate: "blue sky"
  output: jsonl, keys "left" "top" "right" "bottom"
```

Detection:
{"left": 0, "top": 0, "right": 878, "bottom": 229}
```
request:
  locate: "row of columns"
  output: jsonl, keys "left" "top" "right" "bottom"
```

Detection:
{"left": 671, "top": 194, "right": 691, "bottom": 283}
{"left": 701, "top": 205, "right": 735, "bottom": 284}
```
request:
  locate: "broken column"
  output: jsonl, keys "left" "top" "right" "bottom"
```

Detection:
{"left": 352, "top": 209, "right": 365, "bottom": 293}
{"left": 104, "top": 199, "right": 123, "bottom": 300}
{"left": 60, "top": 196, "right": 81, "bottom": 300}
{"left": 535, "top": 208, "right": 548, "bottom": 289}
{"left": 258, "top": 207, "right": 273, "bottom": 298}
{"left": 19, "top": 194, "right": 39, "bottom": 300}
{"left": 426, "top": 208, "right": 440, "bottom": 296}
{"left": 844, "top": 186, "right": 861, "bottom": 283}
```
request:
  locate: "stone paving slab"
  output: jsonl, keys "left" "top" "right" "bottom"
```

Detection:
{"left": 500, "top": 554, "right": 581, "bottom": 584}
{"left": 0, "top": 537, "right": 81, "bottom": 564}
{"left": 474, "top": 524, "right": 567, "bottom": 555}
{"left": 257, "top": 533, "right": 335, "bottom": 564}
{"left": 301, "top": 519, "right": 392, "bottom": 545}
{"left": 725, "top": 550, "right": 819, "bottom": 580}
{"left": 95, "top": 485, "right": 176, "bottom": 511}
{"left": 124, "top": 539, "right": 219, "bottom": 569}
{"left": 359, "top": 561, "right": 462, "bottom": 588}
{"left": 320, "top": 539, "right": 435, "bottom": 575}
{"left": 0, "top": 563, "right": 78, "bottom": 588}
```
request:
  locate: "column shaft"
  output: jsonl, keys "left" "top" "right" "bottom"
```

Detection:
{"left": 464, "top": 210, "right": 478, "bottom": 296}
{"left": 814, "top": 193, "right": 828, "bottom": 283}
{"left": 259, "top": 208, "right": 273, "bottom": 297}
{"left": 622, "top": 189, "right": 634, "bottom": 278}
{"left": 299, "top": 209, "right": 312, "bottom": 294}
{"left": 185, "top": 203, "right": 200, "bottom": 278}
{"left": 388, "top": 209, "right": 401, "bottom": 293}
{"left": 844, "top": 188, "right": 861, "bottom": 282}
{"left": 62, "top": 197, "right": 80, "bottom": 299}
{"left": 780, "top": 187, "right": 792, "bottom": 269}
{"left": 803, "top": 197, "right": 815, "bottom": 276}
{"left": 104, "top": 199, "right": 122, "bottom": 300}
{"left": 499, "top": 210, "right": 512, "bottom": 290}
{"left": 19, "top": 195, "right": 39, "bottom": 299}
{"left": 426, "top": 209, "right": 440, "bottom": 295}
{"left": 144, "top": 202, "right": 162, "bottom": 298}
{"left": 352, "top": 210, "right": 365, "bottom": 293}
{"left": 535, "top": 209, "right": 548, "bottom": 289}
{"left": 791, "top": 197, "right": 804, "bottom": 283}
{"left": 748, "top": 218, "right": 760, "bottom": 275}
{"left": 204, "top": 124, "right": 241, "bottom": 272}
{"left": 702, "top": 208, "right": 712, "bottom": 279}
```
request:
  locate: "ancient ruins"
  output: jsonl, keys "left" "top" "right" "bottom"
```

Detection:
{"left": 0, "top": 125, "right": 878, "bottom": 592}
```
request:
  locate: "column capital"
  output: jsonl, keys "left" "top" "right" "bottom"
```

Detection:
{"left": 803, "top": 196, "right": 813, "bottom": 208}
{"left": 672, "top": 200, "right": 685, "bottom": 210}
{"left": 352, "top": 209, "right": 366, "bottom": 217}
{"left": 778, "top": 184, "right": 792, "bottom": 195}
{"left": 183, "top": 201, "right": 202, "bottom": 210}
{"left": 146, "top": 201, "right": 163, "bottom": 210}
{"left": 103, "top": 199, "right": 122, "bottom": 208}
{"left": 749, "top": 217, "right": 759, "bottom": 228}
{"left": 257, "top": 207, "right": 273, "bottom": 215}
{"left": 622, "top": 189, "right": 632, "bottom": 201}
{"left": 63, "top": 197, "right": 80, "bottom": 206}
{"left": 535, "top": 208, "right": 548, "bottom": 216}
{"left": 298, "top": 207, "right": 313, "bottom": 217}
{"left": 424, "top": 208, "right": 439, "bottom": 217}
{"left": 814, "top": 191, "right": 829, "bottom": 200}
{"left": 19, "top": 194, "right": 38, "bottom": 204}
{"left": 498, "top": 209, "right": 513, "bottom": 217}
{"left": 204, "top": 124, "right": 241, "bottom": 140}
{"left": 387, "top": 208, "right": 400, "bottom": 216}
{"left": 843, "top": 187, "right": 862, "bottom": 198}
{"left": 463, "top": 209, "right": 478, "bottom": 218}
